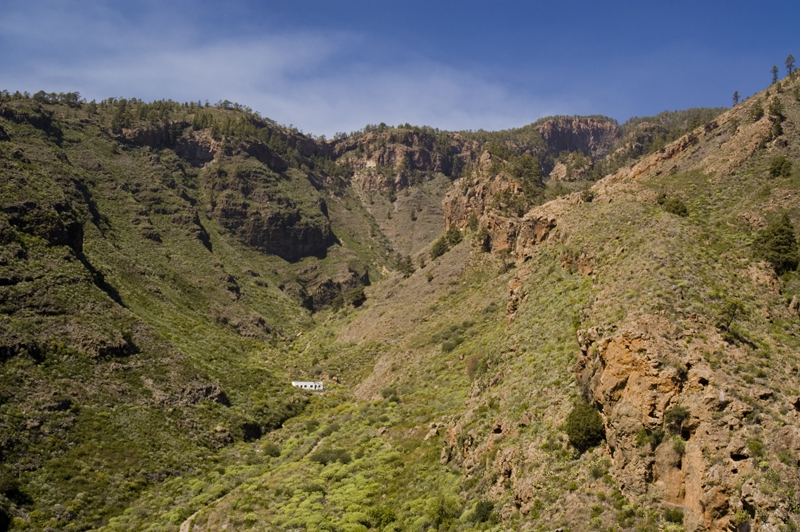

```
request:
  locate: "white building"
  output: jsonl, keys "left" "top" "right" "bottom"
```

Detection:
{"left": 291, "top": 381, "right": 324, "bottom": 391}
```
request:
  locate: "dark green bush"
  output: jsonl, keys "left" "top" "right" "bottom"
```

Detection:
{"left": 441, "top": 337, "right": 463, "bottom": 352}
{"left": 476, "top": 226, "right": 491, "bottom": 252}
{"left": 262, "top": 443, "right": 281, "bottom": 457}
{"left": 381, "top": 387, "right": 397, "bottom": 399}
{"left": 368, "top": 506, "right": 397, "bottom": 528}
{"left": 424, "top": 495, "right": 460, "bottom": 529}
{"left": 664, "top": 197, "right": 689, "bottom": 217}
{"left": 589, "top": 463, "right": 606, "bottom": 479}
{"left": 468, "top": 500, "right": 495, "bottom": 523}
{"left": 0, "top": 467, "right": 20, "bottom": 501}
{"left": 718, "top": 298, "right": 747, "bottom": 331}
{"left": 430, "top": 236, "right": 449, "bottom": 260}
{"left": 750, "top": 103, "right": 764, "bottom": 122}
{"left": 309, "top": 448, "right": 351, "bottom": 465}
{"left": 564, "top": 401, "right": 605, "bottom": 453}
{"left": 672, "top": 437, "right": 686, "bottom": 455}
{"left": 432, "top": 321, "right": 473, "bottom": 353}
{"left": 381, "top": 387, "right": 400, "bottom": 402}
{"left": 466, "top": 213, "right": 479, "bottom": 232}
{"left": 664, "top": 507, "right": 684, "bottom": 523}
{"left": 446, "top": 224, "right": 463, "bottom": 246}
{"left": 320, "top": 422, "right": 340, "bottom": 437}
{"left": 330, "top": 294, "right": 344, "bottom": 311}
{"left": 635, "top": 427, "right": 664, "bottom": 449}
{"left": 769, "top": 156, "right": 792, "bottom": 178}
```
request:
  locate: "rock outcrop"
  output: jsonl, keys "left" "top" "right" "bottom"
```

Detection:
{"left": 202, "top": 158, "right": 333, "bottom": 262}
{"left": 575, "top": 316, "right": 798, "bottom": 532}
{"left": 335, "top": 128, "right": 473, "bottom": 193}
{"left": 535, "top": 117, "right": 621, "bottom": 161}
{"left": 443, "top": 150, "right": 566, "bottom": 260}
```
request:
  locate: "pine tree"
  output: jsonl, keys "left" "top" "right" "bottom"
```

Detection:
{"left": 732, "top": 91, "right": 740, "bottom": 106}
{"left": 772, "top": 65, "right": 780, "bottom": 85}
{"left": 753, "top": 213, "right": 799, "bottom": 274}
{"left": 430, "top": 236, "right": 449, "bottom": 260}
{"left": 787, "top": 54, "right": 796, "bottom": 75}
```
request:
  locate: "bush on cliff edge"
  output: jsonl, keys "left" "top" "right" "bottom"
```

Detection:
{"left": 564, "top": 400, "right": 606, "bottom": 453}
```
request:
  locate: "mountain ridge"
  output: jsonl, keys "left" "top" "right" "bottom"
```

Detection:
{"left": 0, "top": 75, "right": 798, "bottom": 532}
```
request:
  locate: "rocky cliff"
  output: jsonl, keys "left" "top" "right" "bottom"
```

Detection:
{"left": 535, "top": 116, "right": 621, "bottom": 161}
{"left": 332, "top": 127, "right": 476, "bottom": 193}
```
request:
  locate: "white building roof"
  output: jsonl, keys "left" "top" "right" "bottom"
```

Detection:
{"left": 291, "top": 381, "right": 324, "bottom": 390}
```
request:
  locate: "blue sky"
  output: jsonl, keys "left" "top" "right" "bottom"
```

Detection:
{"left": 1, "top": 0, "right": 797, "bottom": 136}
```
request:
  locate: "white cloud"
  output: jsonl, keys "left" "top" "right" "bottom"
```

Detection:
{"left": 0, "top": 1, "right": 580, "bottom": 136}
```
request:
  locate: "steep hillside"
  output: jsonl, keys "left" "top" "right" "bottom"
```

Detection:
{"left": 0, "top": 95, "right": 398, "bottom": 530}
{"left": 433, "top": 73, "right": 800, "bottom": 531}
{"left": 1, "top": 72, "right": 799, "bottom": 532}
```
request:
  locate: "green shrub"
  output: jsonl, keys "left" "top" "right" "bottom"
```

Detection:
{"left": 424, "top": 495, "right": 460, "bottom": 529}
{"left": 664, "top": 507, "right": 684, "bottom": 523}
{"left": 468, "top": 500, "right": 494, "bottom": 523}
{"left": 396, "top": 255, "right": 415, "bottom": 277}
{"left": 733, "top": 510, "right": 750, "bottom": 527}
{"left": 564, "top": 401, "right": 605, "bottom": 453}
{"left": 718, "top": 299, "right": 747, "bottom": 331}
{"left": 441, "top": 338, "right": 463, "bottom": 352}
{"left": 0, "top": 466, "right": 20, "bottom": 502}
{"left": 747, "top": 438, "right": 765, "bottom": 459}
{"left": 381, "top": 387, "right": 397, "bottom": 399}
{"left": 752, "top": 213, "right": 799, "bottom": 274}
{"left": 769, "top": 156, "right": 792, "bottom": 178}
{"left": 430, "top": 236, "right": 449, "bottom": 260}
{"left": 664, "top": 197, "right": 689, "bottom": 217}
{"left": 466, "top": 213, "right": 479, "bottom": 232}
{"left": 381, "top": 387, "right": 400, "bottom": 403}
{"left": 672, "top": 437, "right": 686, "bottom": 456}
{"left": 664, "top": 405, "right": 690, "bottom": 432}
{"left": 309, "top": 448, "right": 351, "bottom": 465}
{"left": 750, "top": 102, "right": 764, "bottom": 122}
{"left": 476, "top": 226, "right": 491, "bottom": 252}
{"left": 446, "top": 225, "right": 463, "bottom": 246}
{"left": 368, "top": 506, "right": 397, "bottom": 528}
{"left": 345, "top": 286, "right": 366, "bottom": 307}
{"left": 320, "top": 422, "right": 340, "bottom": 437}
{"left": 262, "top": 443, "right": 281, "bottom": 457}
{"left": 635, "top": 427, "right": 664, "bottom": 449}
{"left": 589, "top": 463, "right": 606, "bottom": 479}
